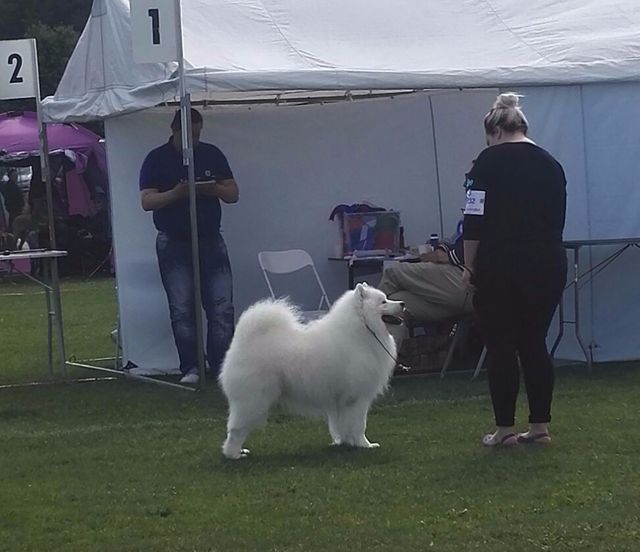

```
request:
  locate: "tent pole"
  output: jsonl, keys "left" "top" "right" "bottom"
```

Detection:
{"left": 65, "top": 361, "right": 197, "bottom": 392}
{"left": 428, "top": 95, "right": 445, "bottom": 239}
{"left": 176, "top": 0, "right": 206, "bottom": 390}
{"left": 34, "top": 38, "right": 66, "bottom": 376}
{"left": 33, "top": 52, "right": 56, "bottom": 250}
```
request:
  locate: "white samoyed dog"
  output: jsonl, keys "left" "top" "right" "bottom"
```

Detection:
{"left": 218, "top": 283, "right": 404, "bottom": 459}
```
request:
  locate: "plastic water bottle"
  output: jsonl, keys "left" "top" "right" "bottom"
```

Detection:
{"left": 429, "top": 233, "right": 440, "bottom": 251}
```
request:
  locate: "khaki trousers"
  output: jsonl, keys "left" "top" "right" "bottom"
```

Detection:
{"left": 378, "top": 261, "right": 473, "bottom": 343}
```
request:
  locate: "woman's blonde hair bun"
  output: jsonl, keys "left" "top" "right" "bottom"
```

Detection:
{"left": 484, "top": 92, "right": 528, "bottom": 135}
{"left": 493, "top": 92, "right": 522, "bottom": 110}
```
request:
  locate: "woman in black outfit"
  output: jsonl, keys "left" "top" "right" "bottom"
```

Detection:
{"left": 463, "top": 93, "right": 567, "bottom": 447}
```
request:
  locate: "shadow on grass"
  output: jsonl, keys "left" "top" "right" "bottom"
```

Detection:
{"left": 210, "top": 441, "right": 403, "bottom": 472}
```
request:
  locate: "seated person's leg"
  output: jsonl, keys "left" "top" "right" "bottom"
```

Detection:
{"left": 380, "top": 262, "right": 472, "bottom": 323}
{"left": 378, "top": 262, "right": 405, "bottom": 297}
{"left": 386, "top": 290, "right": 447, "bottom": 324}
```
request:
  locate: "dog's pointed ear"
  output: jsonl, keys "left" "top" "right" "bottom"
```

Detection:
{"left": 362, "top": 282, "right": 369, "bottom": 288}
{"left": 354, "top": 283, "right": 365, "bottom": 297}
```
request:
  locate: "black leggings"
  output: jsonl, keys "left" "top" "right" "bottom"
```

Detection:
{"left": 473, "top": 265, "right": 566, "bottom": 427}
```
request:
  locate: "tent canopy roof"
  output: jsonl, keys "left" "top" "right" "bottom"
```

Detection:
{"left": 43, "top": 0, "right": 640, "bottom": 122}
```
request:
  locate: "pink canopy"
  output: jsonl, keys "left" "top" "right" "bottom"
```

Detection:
{"left": 1, "top": 111, "right": 109, "bottom": 219}
{"left": 0, "top": 111, "right": 106, "bottom": 173}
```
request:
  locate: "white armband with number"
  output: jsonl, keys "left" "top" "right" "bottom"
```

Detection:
{"left": 463, "top": 190, "right": 486, "bottom": 216}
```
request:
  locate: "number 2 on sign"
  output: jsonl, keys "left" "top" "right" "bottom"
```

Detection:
{"left": 148, "top": 8, "right": 161, "bottom": 45}
{"left": 8, "top": 53, "right": 23, "bottom": 83}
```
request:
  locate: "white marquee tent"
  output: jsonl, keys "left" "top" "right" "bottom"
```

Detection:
{"left": 44, "top": 0, "right": 640, "bottom": 372}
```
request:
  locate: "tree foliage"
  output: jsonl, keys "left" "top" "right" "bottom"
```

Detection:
{"left": 25, "top": 22, "right": 81, "bottom": 97}
{"left": 0, "top": 0, "right": 91, "bottom": 39}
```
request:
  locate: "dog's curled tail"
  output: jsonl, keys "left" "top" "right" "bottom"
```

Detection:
{"left": 233, "top": 299, "right": 302, "bottom": 340}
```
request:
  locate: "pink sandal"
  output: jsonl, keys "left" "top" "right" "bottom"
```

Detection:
{"left": 517, "top": 432, "right": 551, "bottom": 444}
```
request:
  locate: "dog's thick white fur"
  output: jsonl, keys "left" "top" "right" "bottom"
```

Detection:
{"left": 219, "top": 283, "right": 404, "bottom": 459}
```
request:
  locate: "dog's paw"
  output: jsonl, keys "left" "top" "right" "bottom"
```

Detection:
{"left": 354, "top": 440, "right": 380, "bottom": 448}
{"left": 223, "top": 448, "right": 251, "bottom": 460}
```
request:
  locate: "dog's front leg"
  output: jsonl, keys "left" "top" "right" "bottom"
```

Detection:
{"left": 327, "top": 410, "right": 342, "bottom": 445}
{"left": 337, "top": 400, "right": 379, "bottom": 448}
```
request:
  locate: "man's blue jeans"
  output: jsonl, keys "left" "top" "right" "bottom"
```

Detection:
{"left": 156, "top": 232, "right": 234, "bottom": 376}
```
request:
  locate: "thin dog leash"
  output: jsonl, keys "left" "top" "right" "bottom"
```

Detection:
{"left": 364, "top": 320, "right": 410, "bottom": 372}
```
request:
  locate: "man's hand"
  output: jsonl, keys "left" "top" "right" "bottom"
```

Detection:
{"left": 419, "top": 248, "right": 448, "bottom": 263}
{"left": 171, "top": 179, "right": 190, "bottom": 200}
{"left": 196, "top": 178, "right": 239, "bottom": 204}
{"left": 141, "top": 180, "right": 189, "bottom": 211}
{"left": 195, "top": 180, "right": 218, "bottom": 196}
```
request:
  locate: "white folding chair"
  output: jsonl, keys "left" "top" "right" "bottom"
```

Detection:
{"left": 258, "top": 249, "right": 331, "bottom": 321}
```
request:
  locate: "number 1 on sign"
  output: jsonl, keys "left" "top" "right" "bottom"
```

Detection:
{"left": 131, "top": 0, "right": 178, "bottom": 63}
{"left": 148, "top": 8, "right": 160, "bottom": 44}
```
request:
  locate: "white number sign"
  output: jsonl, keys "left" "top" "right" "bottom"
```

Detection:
{"left": 131, "top": 0, "right": 180, "bottom": 63}
{"left": 0, "top": 39, "right": 38, "bottom": 100}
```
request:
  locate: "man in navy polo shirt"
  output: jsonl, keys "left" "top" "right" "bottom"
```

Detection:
{"left": 139, "top": 108, "right": 239, "bottom": 384}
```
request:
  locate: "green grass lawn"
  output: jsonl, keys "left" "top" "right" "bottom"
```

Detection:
{"left": 1, "top": 277, "right": 639, "bottom": 551}
{"left": 0, "top": 276, "right": 117, "bottom": 384}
